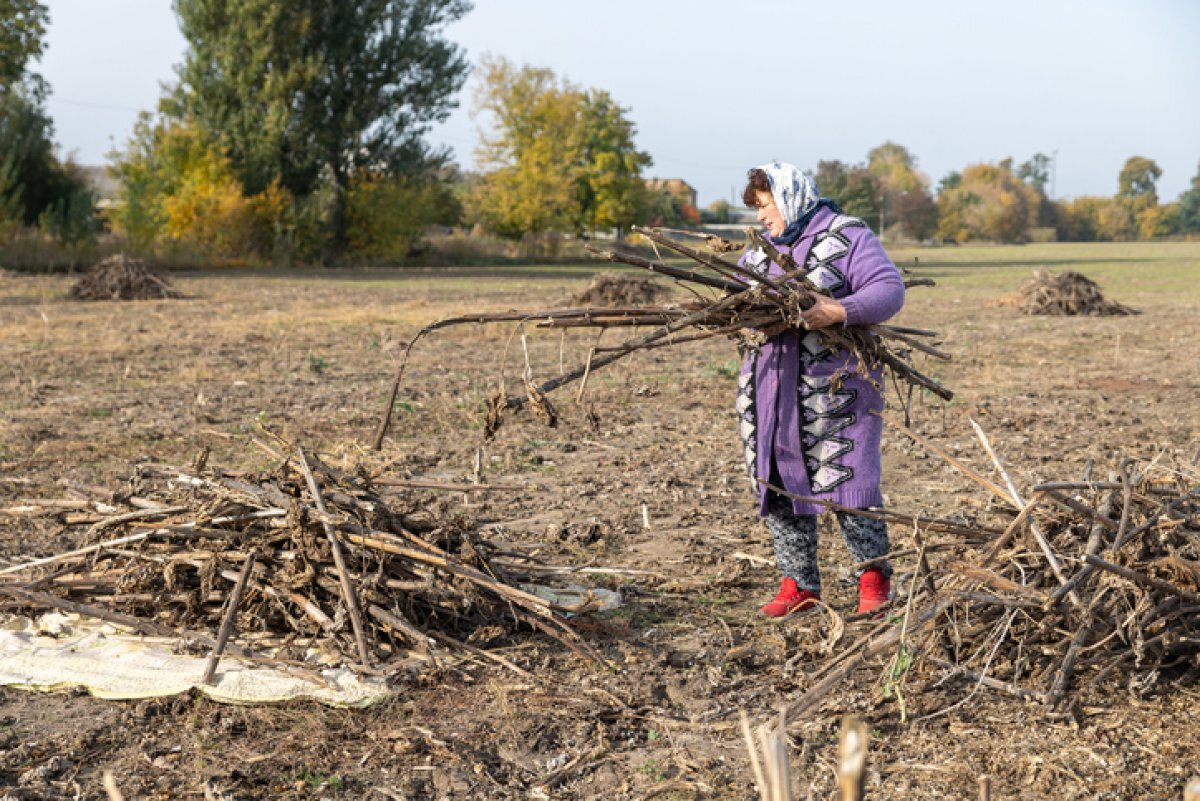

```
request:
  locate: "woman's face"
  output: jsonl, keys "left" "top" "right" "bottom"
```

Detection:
{"left": 754, "top": 189, "right": 786, "bottom": 238}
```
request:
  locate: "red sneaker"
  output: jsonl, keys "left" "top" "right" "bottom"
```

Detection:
{"left": 759, "top": 578, "right": 821, "bottom": 618}
{"left": 856, "top": 568, "right": 891, "bottom": 614}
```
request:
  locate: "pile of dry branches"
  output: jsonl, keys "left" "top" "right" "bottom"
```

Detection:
{"left": 0, "top": 438, "right": 602, "bottom": 679}
{"left": 571, "top": 270, "right": 667, "bottom": 307}
{"left": 1000, "top": 268, "right": 1138, "bottom": 316}
{"left": 67, "top": 254, "right": 184, "bottom": 302}
{"left": 372, "top": 226, "right": 951, "bottom": 448}
{"left": 782, "top": 423, "right": 1200, "bottom": 723}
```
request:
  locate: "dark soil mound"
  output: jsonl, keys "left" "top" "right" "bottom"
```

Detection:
{"left": 68, "top": 255, "right": 184, "bottom": 301}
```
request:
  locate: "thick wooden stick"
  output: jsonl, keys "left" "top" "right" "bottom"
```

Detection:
{"left": 979, "top": 492, "right": 1046, "bottom": 567}
{"left": 969, "top": 418, "right": 1079, "bottom": 607}
{"left": 587, "top": 245, "right": 743, "bottom": 292}
{"left": 632, "top": 226, "right": 761, "bottom": 289}
{"left": 297, "top": 448, "right": 372, "bottom": 666}
{"left": 83, "top": 506, "right": 189, "bottom": 539}
{"left": 886, "top": 416, "right": 1013, "bottom": 505}
{"left": 1042, "top": 489, "right": 1120, "bottom": 532}
{"left": 342, "top": 530, "right": 568, "bottom": 614}
{"left": 201, "top": 551, "right": 257, "bottom": 685}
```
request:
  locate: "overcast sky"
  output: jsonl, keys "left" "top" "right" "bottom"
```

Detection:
{"left": 41, "top": 0, "right": 1200, "bottom": 207}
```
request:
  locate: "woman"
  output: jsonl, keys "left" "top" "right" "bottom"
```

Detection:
{"left": 735, "top": 162, "right": 904, "bottom": 617}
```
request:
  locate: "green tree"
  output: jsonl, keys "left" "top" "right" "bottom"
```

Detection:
{"left": 814, "top": 160, "right": 881, "bottom": 226}
{"left": 575, "top": 89, "right": 652, "bottom": 235}
{"left": 470, "top": 59, "right": 583, "bottom": 238}
{"left": 0, "top": 150, "right": 21, "bottom": 236}
{"left": 109, "top": 114, "right": 217, "bottom": 249}
{"left": 0, "top": 2, "right": 96, "bottom": 246}
{"left": 1177, "top": 160, "right": 1200, "bottom": 234}
{"left": 1115, "top": 156, "right": 1165, "bottom": 239}
{"left": 471, "top": 56, "right": 651, "bottom": 239}
{"left": 172, "top": 0, "right": 471, "bottom": 251}
{"left": 0, "top": 0, "right": 47, "bottom": 87}
{"left": 38, "top": 161, "right": 96, "bottom": 246}
{"left": 1017, "top": 153, "right": 1051, "bottom": 194}
{"left": 1016, "top": 153, "right": 1058, "bottom": 228}
{"left": 0, "top": 82, "right": 86, "bottom": 227}
{"left": 346, "top": 171, "right": 461, "bottom": 261}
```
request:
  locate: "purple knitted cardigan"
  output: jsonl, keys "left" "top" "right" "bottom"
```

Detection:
{"left": 735, "top": 207, "right": 905, "bottom": 516}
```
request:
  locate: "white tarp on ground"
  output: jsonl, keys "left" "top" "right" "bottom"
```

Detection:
{"left": 0, "top": 615, "right": 392, "bottom": 708}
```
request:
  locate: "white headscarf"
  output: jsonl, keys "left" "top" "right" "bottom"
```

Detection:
{"left": 756, "top": 161, "right": 820, "bottom": 227}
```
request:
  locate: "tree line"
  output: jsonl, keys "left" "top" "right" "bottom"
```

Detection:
{"left": 3, "top": 1, "right": 1199, "bottom": 267}
{"left": 0, "top": 0, "right": 97, "bottom": 250}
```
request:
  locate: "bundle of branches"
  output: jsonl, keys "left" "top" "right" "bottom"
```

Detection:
{"left": 0, "top": 439, "right": 603, "bottom": 679}
{"left": 67, "top": 254, "right": 184, "bottom": 301}
{"left": 571, "top": 270, "right": 667, "bottom": 307}
{"left": 371, "top": 226, "right": 951, "bottom": 449}
{"left": 778, "top": 423, "right": 1200, "bottom": 726}
{"left": 1000, "top": 268, "right": 1138, "bottom": 316}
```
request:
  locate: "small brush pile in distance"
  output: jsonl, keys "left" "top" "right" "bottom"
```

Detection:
{"left": 0, "top": 438, "right": 602, "bottom": 678}
{"left": 571, "top": 271, "right": 667, "bottom": 307}
{"left": 1000, "top": 268, "right": 1138, "bottom": 316}
{"left": 67, "top": 254, "right": 184, "bottom": 301}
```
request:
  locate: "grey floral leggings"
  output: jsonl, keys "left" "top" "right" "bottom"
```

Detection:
{"left": 766, "top": 494, "right": 892, "bottom": 593}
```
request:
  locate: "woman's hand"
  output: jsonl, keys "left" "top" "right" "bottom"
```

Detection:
{"left": 800, "top": 294, "right": 847, "bottom": 330}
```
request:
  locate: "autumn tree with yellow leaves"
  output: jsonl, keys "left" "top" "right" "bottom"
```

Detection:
{"left": 469, "top": 57, "right": 652, "bottom": 240}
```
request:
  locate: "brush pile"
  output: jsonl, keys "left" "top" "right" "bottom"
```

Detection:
{"left": 783, "top": 434, "right": 1200, "bottom": 722}
{"left": 372, "top": 226, "right": 951, "bottom": 448}
{"left": 67, "top": 254, "right": 184, "bottom": 301}
{"left": 0, "top": 439, "right": 601, "bottom": 677}
{"left": 571, "top": 271, "right": 666, "bottom": 307}
{"left": 929, "top": 453, "right": 1199, "bottom": 707}
{"left": 1001, "top": 268, "right": 1138, "bottom": 316}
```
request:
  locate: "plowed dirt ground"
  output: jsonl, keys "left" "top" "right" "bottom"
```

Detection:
{"left": 1, "top": 241, "right": 1198, "bottom": 799}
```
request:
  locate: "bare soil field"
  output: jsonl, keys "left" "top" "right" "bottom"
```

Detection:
{"left": 1, "top": 241, "right": 1198, "bottom": 799}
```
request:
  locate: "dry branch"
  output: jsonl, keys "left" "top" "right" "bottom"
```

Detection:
{"left": 370, "top": 226, "right": 952, "bottom": 447}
